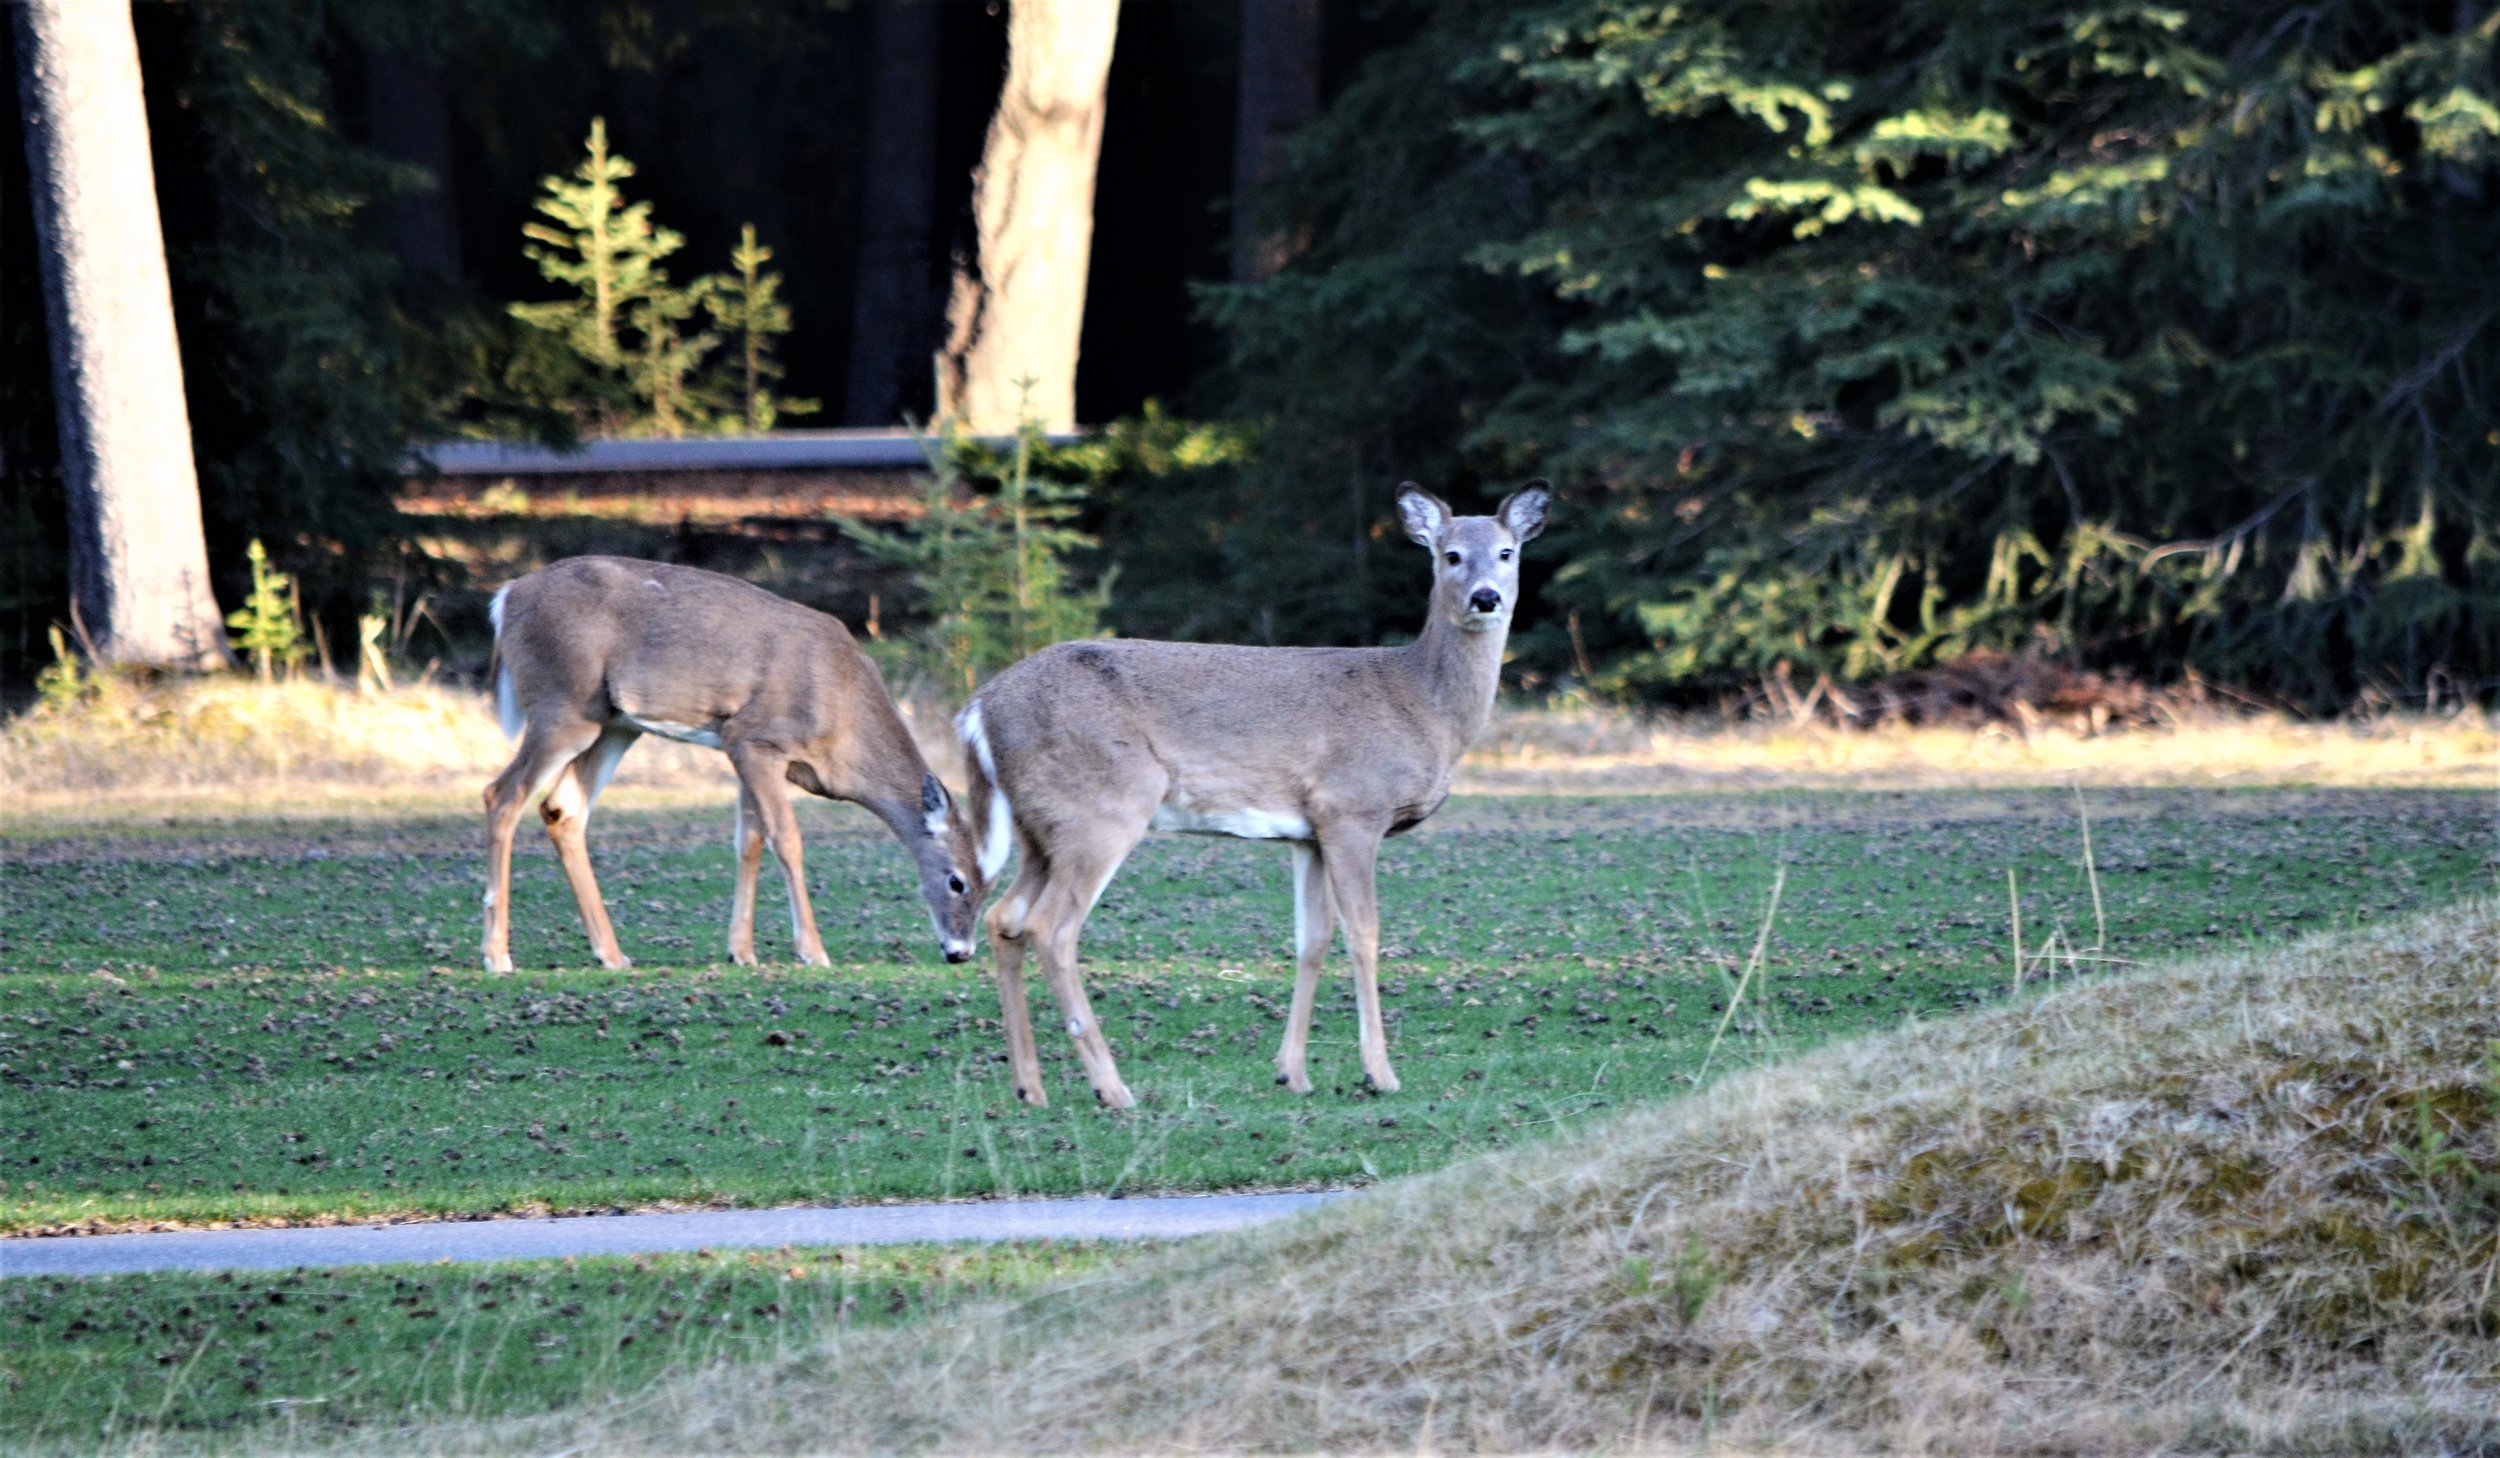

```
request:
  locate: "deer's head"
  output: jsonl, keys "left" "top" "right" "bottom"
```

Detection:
{"left": 914, "top": 773, "right": 988, "bottom": 962}
{"left": 1398, "top": 480, "right": 1551, "bottom": 634}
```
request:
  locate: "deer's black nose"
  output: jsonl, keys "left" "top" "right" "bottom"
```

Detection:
{"left": 1468, "top": 588, "right": 1503, "bottom": 614}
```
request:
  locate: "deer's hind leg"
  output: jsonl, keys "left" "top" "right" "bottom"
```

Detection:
{"left": 542, "top": 725, "right": 639, "bottom": 970}
{"left": 482, "top": 718, "right": 605, "bottom": 973}
{"left": 1020, "top": 806, "right": 1158, "bottom": 1111}
{"left": 984, "top": 834, "right": 1049, "bottom": 1106}
{"left": 1273, "top": 841, "right": 1334, "bottom": 1094}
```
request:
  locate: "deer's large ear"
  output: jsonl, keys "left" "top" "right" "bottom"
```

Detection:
{"left": 1497, "top": 480, "right": 1552, "bottom": 543}
{"left": 1396, "top": 483, "right": 1450, "bottom": 548}
{"left": 921, "top": 773, "right": 950, "bottom": 834}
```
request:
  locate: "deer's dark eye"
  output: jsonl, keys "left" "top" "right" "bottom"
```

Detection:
{"left": 1499, "top": 548, "right": 1514, "bottom": 562}
{"left": 1443, "top": 550, "right": 1462, "bottom": 566}
{"left": 947, "top": 873, "right": 967, "bottom": 896}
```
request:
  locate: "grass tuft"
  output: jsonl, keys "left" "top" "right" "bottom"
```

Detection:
{"left": 417, "top": 898, "right": 2500, "bottom": 1455}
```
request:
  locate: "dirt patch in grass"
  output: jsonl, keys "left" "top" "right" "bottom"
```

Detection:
{"left": 438, "top": 898, "right": 2500, "bottom": 1456}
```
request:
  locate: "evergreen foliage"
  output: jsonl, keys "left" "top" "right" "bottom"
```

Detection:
{"left": 712, "top": 224, "right": 821, "bottom": 432}
{"left": 33, "top": 626, "right": 90, "bottom": 713}
{"left": 510, "top": 121, "right": 811, "bottom": 438}
{"left": 840, "top": 427, "right": 1111, "bottom": 696}
{"left": 1211, "top": 1, "right": 2500, "bottom": 707}
{"left": 224, "top": 539, "right": 307, "bottom": 682}
{"left": 176, "top": 2, "right": 538, "bottom": 646}
{"left": 511, "top": 118, "right": 665, "bottom": 382}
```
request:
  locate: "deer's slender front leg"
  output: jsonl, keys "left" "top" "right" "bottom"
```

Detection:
{"left": 541, "top": 728, "right": 637, "bottom": 970}
{"left": 1275, "top": 841, "right": 1333, "bottom": 1093}
{"left": 481, "top": 723, "right": 601, "bottom": 973}
{"left": 733, "top": 752, "right": 831, "bottom": 967}
{"left": 727, "top": 782, "right": 766, "bottom": 966}
{"left": 1320, "top": 830, "right": 1398, "bottom": 1093}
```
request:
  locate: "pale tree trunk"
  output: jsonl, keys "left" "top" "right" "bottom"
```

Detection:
{"left": 13, "top": 0, "right": 227, "bottom": 668}
{"left": 843, "top": 0, "right": 941, "bottom": 426}
{"left": 1231, "top": 0, "right": 1320, "bottom": 282}
{"left": 938, "top": 0, "right": 1118, "bottom": 434}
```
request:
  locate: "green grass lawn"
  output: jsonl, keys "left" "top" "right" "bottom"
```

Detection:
{"left": 6, "top": 788, "right": 2491, "bottom": 1233}
{"left": 0, "top": 1241, "right": 1117, "bottom": 1452}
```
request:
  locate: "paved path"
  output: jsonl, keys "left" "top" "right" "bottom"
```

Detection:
{"left": 0, "top": 1192, "right": 1343, "bottom": 1278}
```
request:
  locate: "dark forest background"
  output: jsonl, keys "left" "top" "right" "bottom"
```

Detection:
{"left": 6, "top": 0, "right": 2496, "bottom": 711}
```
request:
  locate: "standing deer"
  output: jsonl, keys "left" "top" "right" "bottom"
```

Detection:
{"left": 957, "top": 481, "right": 1551, "bottom": 1108}
{"left": 481, "top": 556, "right": 987, "bottom": 973}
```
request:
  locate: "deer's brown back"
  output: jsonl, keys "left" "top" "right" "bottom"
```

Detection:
{"left": 500, "top": 557, "right": 865, "bottom": 743}
{"left": 977, "top": 638, "right": 1460, "bottom": 826}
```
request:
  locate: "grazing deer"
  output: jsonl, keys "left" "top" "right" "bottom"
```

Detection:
{"left": 956, "top": 482, "right": 1551, "bottom": 1108}
{"left": 481, "top": 556, "right": 987, "bottom": 973}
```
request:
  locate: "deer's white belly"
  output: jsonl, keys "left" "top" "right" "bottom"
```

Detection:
{"left": 1150, "top": 802, "right": 1311, "bottom": 841}
{"left": 619, "top": 711, "right": 722, "bottom": 749}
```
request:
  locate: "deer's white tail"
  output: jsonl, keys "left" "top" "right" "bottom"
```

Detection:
{"left": 956, "top": 701, "right": 1016, "bottom": 881}
{"left": 489, "top": 585, "right": 524, "bottom": 740}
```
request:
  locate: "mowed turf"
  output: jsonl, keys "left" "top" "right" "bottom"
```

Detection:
{"left": 3, "top": 789, "right": 2493, "bottom": 1232}
{"left": 0, "top": 1241, "right": 1118, "bottom": 1451}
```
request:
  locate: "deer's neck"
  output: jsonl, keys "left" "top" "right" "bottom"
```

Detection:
{"left": 814, "top": 697, "right": 938, "bottom": 851}
{"left": 1404, "top": 613, "right": 1506, "bottom": 747}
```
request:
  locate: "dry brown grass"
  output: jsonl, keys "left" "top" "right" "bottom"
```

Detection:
{"left": 1469, "top": 700, "right": 2500, "bottom": 792}
{"left": 0, "top": 676, "right": 735, "bottom": 815}
{"left": 6, "top": 679, "right": 2491, "bottom": 824}
{"left": 332, "top": 895, "right": 2500, "bottom": 1457}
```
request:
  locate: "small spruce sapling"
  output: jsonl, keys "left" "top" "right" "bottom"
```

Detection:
{"left": 627, "top": 276, "right": 721, "bottom": 439}
{"left": 838, "top": 421, "right": 1109, "bottom": 696}
{"left": 226, "top": 540, "right": 307, "bottom": 682}
{"left": 707, "top": 224, "right": 819, "bottom": 432}
{"left": 512, "top": 118, "right": 717, "bottom": 436}
{"left": 34, "top": 625, "right": 89, "bottom": 711}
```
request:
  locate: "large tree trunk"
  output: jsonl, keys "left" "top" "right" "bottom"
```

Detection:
{"left": 1231, "top": 0, "right": 1320, "bottom": 282}
{"left": 938, "top": 0, "right": 1118, "bottom": 434}
{"left": 361, "top": 46, "right": 462, "bottom": 280}
{"left": 843, "top": 0, "right": 942, "bottom": 426}
{"left": 13, "top": 0, "right": 227, "bottom": 668}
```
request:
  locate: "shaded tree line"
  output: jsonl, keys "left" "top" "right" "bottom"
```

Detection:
{"left": 3, "top": 0, "right": 1273, "bottom": 680}
{"left": 1180, "top": 0, "right": 2500, "bottom": 710}
{"left": 7, "top": 0, "right": 2494, "bottom": 713}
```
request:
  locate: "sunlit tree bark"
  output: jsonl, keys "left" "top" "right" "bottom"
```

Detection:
{"left": 13, "top": 0, "right": 228, "bottom": 667}
{"left": 938, "top": 0, "right": 1119, "bottom": 433}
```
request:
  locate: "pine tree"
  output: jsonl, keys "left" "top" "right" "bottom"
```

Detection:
{"left": 839, "top": 426, "right": 1108, "bottom": 695}
{"left": 626, "top": 277, "right": 719, "bottom": 439}
{"left": 707, "top": 224, "right": 818, "bottom": 432}
{"left": 511, "top": 118, "right": 714, "bottom": 435}
{"left": 225, "top": 539, "right": 306, "bottom": 682}
{"left": 1210, "top": 0, "right": 2500, "bottom": 709}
